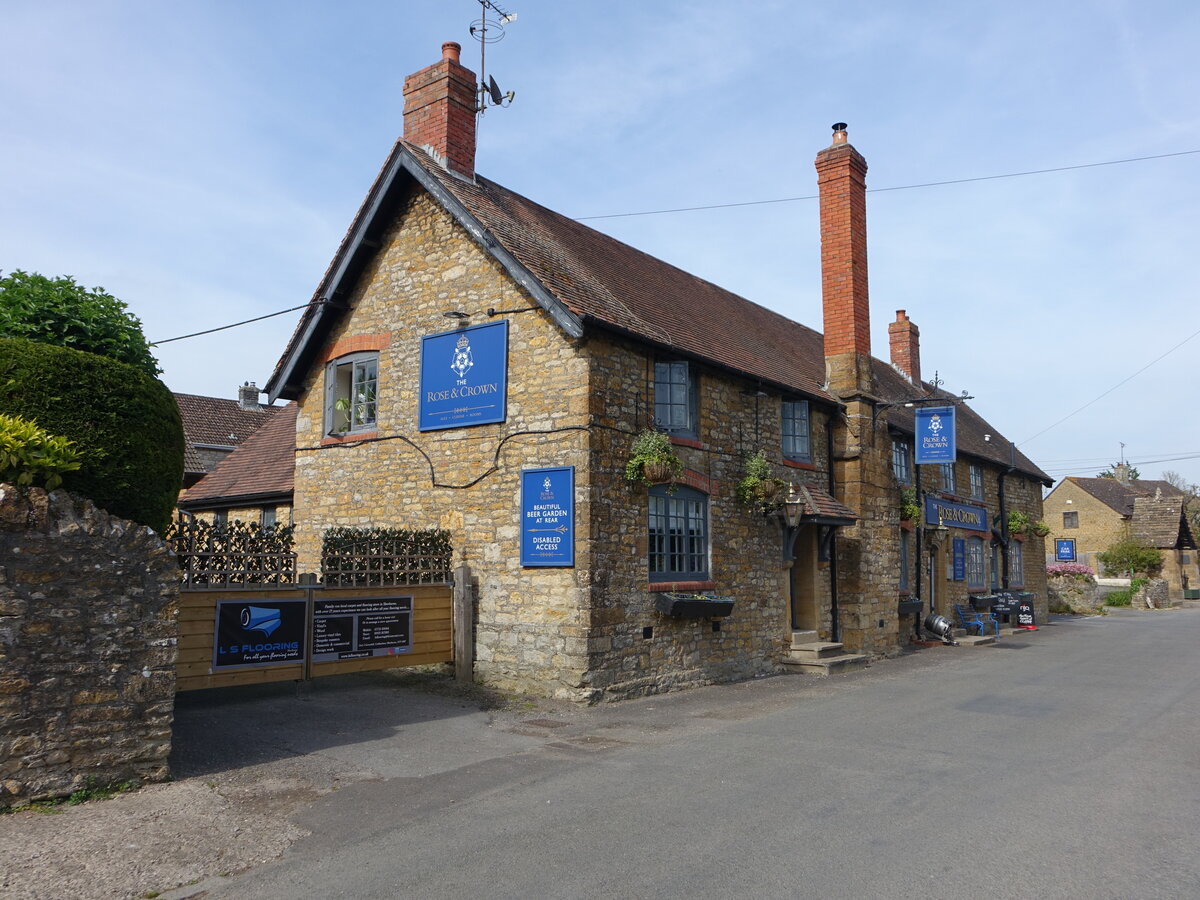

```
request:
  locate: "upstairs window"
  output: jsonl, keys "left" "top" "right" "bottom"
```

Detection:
{"left": 940, "top": 462, "right": 957, "bottom": 494}
{"left": 782, "top": 399, "right": 811, "bottom": 463}
{"left": 969, "top": 465, "right": 984, "bottom": 500}
{"left": 325, "top": 352, "right": 378, "bottom": 435}
{"left": 649, "top": 484, "right": 709, "bottom": 582}
{"left": 892, "top": 440, "right": 912, "bottom": 485}
{"left": 654, "top": 360, "right": 698, "bottom": 439}
{"left": 1063, "top": 511, "right": 1079, "bottom": 529}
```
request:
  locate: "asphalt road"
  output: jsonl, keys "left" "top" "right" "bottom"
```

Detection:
{"left": 179, "top": 610, "right": 1200, "bottom": 899}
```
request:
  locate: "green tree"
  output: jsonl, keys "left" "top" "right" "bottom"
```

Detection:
{"left": 1095, "top": 538, "right": 1163, "bottom": 578}
{"left": 0, "top": 270, "right": 160, "bottom": 377}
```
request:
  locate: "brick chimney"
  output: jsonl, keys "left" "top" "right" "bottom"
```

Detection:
{"left": 403, "top": 42, "right": 478, "bottom": 178}
{"left": 816, "top": 123, "right": 872, "bottom": 396}
{"left": 888, "top": 309, "right": 921, "bottom": 385}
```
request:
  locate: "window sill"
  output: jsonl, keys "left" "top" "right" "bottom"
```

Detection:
{"left": 647, "top": 580, "right": 716, "bottom": 593}
{"left": 321, "top": 430, "right": 379, "bottom": 446}
{"left": 667, "top": 435, "right": 704, "bottom": 450}
{"left": 782, "top": 459, "right": 816, "bottom": 470}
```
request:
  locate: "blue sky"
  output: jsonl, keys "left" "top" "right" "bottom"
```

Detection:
{"left": 3, "top": 0, "right": 1198, "bottom": 486}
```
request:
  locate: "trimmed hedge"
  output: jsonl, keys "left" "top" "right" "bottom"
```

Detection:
{"left": 0, "top": 337, "right": 183, "bottom": 532}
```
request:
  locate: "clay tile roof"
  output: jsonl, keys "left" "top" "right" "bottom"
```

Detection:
{"left": 173, "top": 392, "right": 279, "bottom": 476}
{"left": 874, "top": 362, "right": 1051, "bottom": 484}
{"left": 180, "top": 404, "right": 296, "bottom": 506}
{"left": 1067, "top": 477, "right": 1138, "bottom": 516}
{"left": 1131, "top": 494, "right": 1197, "bottom": 550}
{"left": 794, "top": 481, "right": 858, "bottom": 524}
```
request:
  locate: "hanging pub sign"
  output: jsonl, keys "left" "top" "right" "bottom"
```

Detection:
{"left": 925, "top": 496, "right": 988, "bottom": 531}
{"left": 1055, "top": 539, "right": 1076, "bottom": 561}
{"left": 521, "top": 466, "right": 575, "bottom": 567}
{"left": 419, "top": 319, "right": 508, "bottom": 431}
{"left": 914, "top": 405, "right": 956, "bottom": 464}
{"left": 952, "top": 537, "right": 966, "bottom": 581}
{"left": 213, "top": 599, "right": 307, "bottom": 669}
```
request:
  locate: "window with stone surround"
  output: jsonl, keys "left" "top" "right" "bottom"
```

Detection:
{"left": 649, "top": 484, "right": 709, "bottom": 582}
{"left": 782, "top": 399, "right": 811, "bottom": 463}
{"left": 1008, "top": 540, "right": 1024, "bottom": 587}
{"left": 1063, "top": 510, "right": 1079, "bottom": 529}
{"left": 966, "top": 536, "right": 985, "bottom": 589}
{"left": 653, "top": 360, "right": 698, "bottom": 438}
{"left": 892, "top": 440, "right": 912, "bottom": 485}
{"left": 325, "top": 352, "right": 378, "bottom": 435}
{"left": 969, "top": 464, "right": 984, "bottom": 500}
{"left": 940, "top": 462, "right": 957, "bottom": 494}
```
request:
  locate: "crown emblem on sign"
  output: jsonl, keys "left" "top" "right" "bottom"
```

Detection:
{"left": 457, "top": 334, "right": 470, "bottom": 349}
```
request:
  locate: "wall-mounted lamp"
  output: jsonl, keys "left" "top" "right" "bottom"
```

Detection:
{"left": 781, "top": 485, "right": 804, "bottom": 529}
{"left": 442, "top": 310, "right": 471, "bottom": 320}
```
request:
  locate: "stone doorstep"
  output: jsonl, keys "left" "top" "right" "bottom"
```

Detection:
{"left": 954, "top": 633, "right": 997, "bottom": 647}
{"left": 781, "top": 652, "right": 869, "bottom": 676}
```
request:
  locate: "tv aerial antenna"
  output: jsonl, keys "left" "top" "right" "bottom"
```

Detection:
{"left": 470, "top": 0, "right": 517, "bottom": 113}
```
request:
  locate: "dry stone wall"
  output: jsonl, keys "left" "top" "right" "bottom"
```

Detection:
{"left": 0, "top": 486, "right": 178, "bottom": 807}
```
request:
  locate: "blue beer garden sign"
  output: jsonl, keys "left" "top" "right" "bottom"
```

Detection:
{"left": 419, "top": 320, "right": 508, "bottom": 431}
{"left": 521, "top": 466, "right": 575, "bottom": 567}
{"left": 914, "top": 405, "right": 956, "bottom": 465}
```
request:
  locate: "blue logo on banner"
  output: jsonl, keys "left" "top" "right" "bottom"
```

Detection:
{"left": 1055, "top": 539, "right": 1076, "bottom": 561}
{"left": 521, "top": 466, "right": 575, "bottom": 567}
{"left": 914, "top": 405, "right": 956, "bottom": 464}
{"left": 241, "top": 605, "right": 282, "bottom": 637}
{"left": 419, "top": 320, "right": 508, "bottom": 431}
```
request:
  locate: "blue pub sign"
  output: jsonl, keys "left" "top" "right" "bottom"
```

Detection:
{"left": 521, "top": 466, "right": 575, "bottom": 567}
{"left": 1055, "top": 539, "right": 1076, "bottom": 561}
{"left": 914, "top": 405, "right": 956, "bottom": 465}
{"left": 419, "top": 320, "right": 509, "bottom": 431}
{"left": 925, "top": 496, "right": 988, "bottom": 532}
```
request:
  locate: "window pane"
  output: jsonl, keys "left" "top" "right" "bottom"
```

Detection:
{"left": 648, "top": 486, "right": 709, "bottom": 581}
{"left": 783, "top": 400, "right": 811, "bottom": 461}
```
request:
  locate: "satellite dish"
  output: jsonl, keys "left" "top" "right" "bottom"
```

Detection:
{"left": 488, "top": 75, "right": 504, "bottom": 106}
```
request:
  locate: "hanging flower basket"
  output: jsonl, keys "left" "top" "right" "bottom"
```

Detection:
{"left": 642, "top": 459, "right": 678, "bottom": 485}
{"left": 655, "top": 593, "right": 735, "bottom": 618}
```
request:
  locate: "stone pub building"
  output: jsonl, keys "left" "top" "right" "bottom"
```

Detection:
{"left": 265, "top": 43, "right": 1052, "bottom": 701}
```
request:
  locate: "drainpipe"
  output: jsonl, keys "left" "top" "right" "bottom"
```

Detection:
{"left": 998, "top": 440, "right": 1016, "bottom": 590}
{"left": 827, "top": 416, "right": 840, "bottom": 643}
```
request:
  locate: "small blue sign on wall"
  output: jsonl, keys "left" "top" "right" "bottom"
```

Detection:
{"left": 914, "top": 406, "right": 956, "bottom": 465}
{"left": 521, "top": 466, "right": 575, "bottom": 567}
{"left": 419, "top": 320, "right": 508, "bottom": 431}
{"left": 1055, "top": 539, "right": 1076, "bottom": 561}
{"left": 952, "top": 537, "right": 966, "bottom": 581}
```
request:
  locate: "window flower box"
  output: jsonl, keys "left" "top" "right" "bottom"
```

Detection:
{"left": 655, "top": 593, "right": 735, "bottom": 618}
{"left": 897, "top": 598, "right": 923, "bottom": 616}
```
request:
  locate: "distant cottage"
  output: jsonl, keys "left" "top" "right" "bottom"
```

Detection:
{"left": 258, "top": 43, "right": 1051, "bottom": 700}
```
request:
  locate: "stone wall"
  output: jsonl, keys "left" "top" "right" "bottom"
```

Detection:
{"left": 0, "top": 486, "right": 178, "bottom": 807}
{"left": 1047, "top": 575, "right": 1100, "bottom": 614}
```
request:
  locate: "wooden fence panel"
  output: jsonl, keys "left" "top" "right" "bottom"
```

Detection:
{"left": 176, "top": 584, "right": 454, "bottom": 692}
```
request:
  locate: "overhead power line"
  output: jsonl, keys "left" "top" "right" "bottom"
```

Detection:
{"left": 574, "top": 148, "right": 1200, "bottom": 221}
{"left": 151, "top": 304, "right": 309, "bottom": 346}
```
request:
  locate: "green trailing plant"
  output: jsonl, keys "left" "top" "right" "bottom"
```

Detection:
{"left": 899, "top": 486, "right": 921, "bottom": 522}
{"left": 0, "top": 337, "right": 184, "bottom": 532}
{"left": 1095, "top": 538, "right": 1163, "bottom": 577}
{"left": 624, "top": 429, "right": 683, "bottom": 486}
{"left": 1031, "top": 520, "right": 1051, "bottom": 537}
{"left": 736, "top": 450, "right": 788, "bottom": 509}
{"left": 0, "top": 270, "right": 160, "bottom": 377}
{"left": 0, "top": 413, "right": 82, "bottom": 490}
{"left": 1007, "top": 509, "right": 1031, "bottom": 534}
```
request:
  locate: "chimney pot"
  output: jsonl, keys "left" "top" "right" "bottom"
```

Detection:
{"left": 442, "top": 41, "right": 461, "bottom": 63}
{"left": 832, "top": 122, "right": 848, "bottom": 145}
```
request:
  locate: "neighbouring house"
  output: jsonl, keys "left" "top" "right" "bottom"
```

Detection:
{"left": 1045, "top": 468, "right": 1197, "bottom": 601}
{"left": 262, "top": 42, "right": 1051, "bottom": 701}
{"left": 174, "top": 383, "right": 279, "bottom": 489}
{"left": 178, "top": 403, "right": 296, "bottom": 528}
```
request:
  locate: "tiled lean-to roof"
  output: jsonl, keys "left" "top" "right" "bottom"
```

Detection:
{"left": 180, "top": 404, "right": 296, "bottom": 509}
